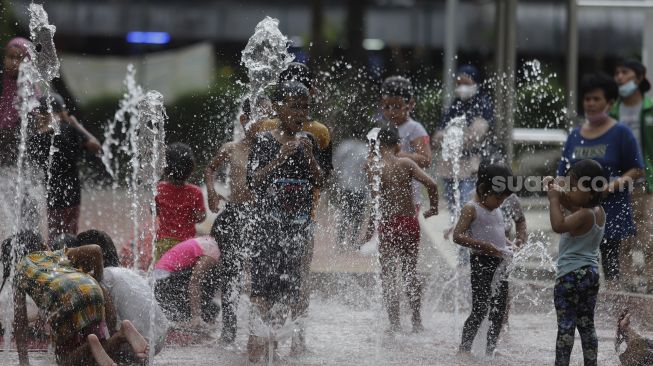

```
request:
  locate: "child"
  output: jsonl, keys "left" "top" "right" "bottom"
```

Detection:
{"left": 616, "top": 311, "right": 653, "bottom": 366}
{"left": 205, "top": 97, "right": 270, "bottom": 343}
{"left": 453, "top": 163, "right": 515, "bottom": 355}
{"left": 366, "top": 128, "right": 438, "bottom": 333}
{"left": 546, "top": 159, "right": 606, "bottom": 366}
{"left": 3, "top": 235, "right": 149, "bottom": 366}
{"left": 28, "top": 93, "right": 101, "bottom": 241}
{"left": 153, "top": 236, "right": 221, "bottom": 327}
{"left": 155, "top": 142, "right": 206, "bottom": 260}
{"left": 246, "top": 81, "right": 324, "bottom": 362}
{"left": 71, "top": 229, "right": 169, "bottom": 358}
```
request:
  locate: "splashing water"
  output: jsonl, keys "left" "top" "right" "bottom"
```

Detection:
{"left": 28, "top": 3, "right": 59, "bottom": 83}
{"left": 441, "top": 116, "right": 467, "bottom": 222}
{"left": 241, "top": 16, "right": 294, "bottom": 124}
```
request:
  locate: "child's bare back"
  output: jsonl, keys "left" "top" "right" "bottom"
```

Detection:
{"left": 377, "top": 155, "right": 419, "bottom": 219}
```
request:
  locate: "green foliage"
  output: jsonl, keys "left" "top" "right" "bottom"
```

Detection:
{"left": 514, "top": 63, "right": 566, "bottom": 129}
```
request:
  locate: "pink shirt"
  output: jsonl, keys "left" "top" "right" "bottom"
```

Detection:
{"left": 154, "top": 236, "right": 220, "bottom": 273}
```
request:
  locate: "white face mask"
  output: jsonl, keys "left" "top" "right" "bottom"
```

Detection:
{"left": 455, "top": 84, "right": 478, "bottom": 101}
{"left": 618, "top": 80, "right": 638, "bottom": 98}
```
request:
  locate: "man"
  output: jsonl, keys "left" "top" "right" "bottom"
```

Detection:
{"left": 610, "top": 59, "right": 653, "bottom": 292}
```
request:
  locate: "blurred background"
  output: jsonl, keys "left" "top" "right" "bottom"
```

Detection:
{"left": 0, "top": 0, "right": 649, "bottom": 181}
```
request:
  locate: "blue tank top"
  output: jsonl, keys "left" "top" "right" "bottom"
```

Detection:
{"left": 556, "top": 208, "right": 605, "bottom": 278}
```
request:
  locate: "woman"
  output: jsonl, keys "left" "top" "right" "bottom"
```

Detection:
{"left": 557, "top": 73, "right": 644, "bottom": 289}
{"left": 0, "top": 37, "right": 31, "bottom": 166}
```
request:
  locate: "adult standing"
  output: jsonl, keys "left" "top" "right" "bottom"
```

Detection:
{"left": 610, "top": 59, "right": 653, "bottom": 292}
{"left": 558, "top": 73, "right": 644, "bottom": 289}
{"left": 0, "top": 37, "right": 31, "bottom": 166}
{"left": 432, "top": 64, "right": 495, "bottom": 221}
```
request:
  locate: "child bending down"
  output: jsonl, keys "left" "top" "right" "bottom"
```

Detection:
{"left": 453, "top": 164, "right": 515, "bottom": 355}
{"left": 366, "top": 128, "right": 439, "bottom": 333}
{"left": 546, "top": 159, "right": 606, "bottom": 366}
{"left": 3, "top": 236, "right": 149, "bottom": 366}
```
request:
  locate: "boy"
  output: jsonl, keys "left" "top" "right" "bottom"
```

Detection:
{"left": 366, "top": 128, "right": 438, "bottom": 333}
{"left": 204, "top": 96, "right": 271, "bottom": 343}
{"left": 246, "top": 81, "right": 324, "bottom": 362}
{"left": 5, "top": 236, "right": 149, "bottom": 366}
{"left": 379, "top": 76, "right": 432, "bottom": 207}
{"left": 28, "top": 93, "right": 101, "bottom": 241}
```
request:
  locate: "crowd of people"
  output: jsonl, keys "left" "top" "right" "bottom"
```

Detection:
{"left": 1, "top": 33, "right": 653, "bottom": 366}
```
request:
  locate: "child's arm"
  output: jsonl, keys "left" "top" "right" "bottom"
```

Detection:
{"left": 204, "top": 145, "right": 230, "bottom": 213}
{"left": 63, "top": 113, "right": 102, "bottom": 155}
{"left": 514, "top": 217, "right": 527, "bottom": 247}
{"left": 249, "top": 141, "right": 300, "bottom": 188}
{"left": 300, "top": 137, "right": 325, "bottom": 187}
{"left": 453, "top": 204, "right": 503, "bottom": 257}
{"left": 14, "top": 289, "right": 29, "bottom": 365}
{"left": 406, "top": 159, "right": 439, "bottom": 218}
{"left": 66, "top": 245, "right": 104, "bottom": 282}
{"left": 188, "top": 256, "right": 219, "bottom": 326}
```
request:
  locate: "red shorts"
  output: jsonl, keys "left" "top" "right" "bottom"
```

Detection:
{"left": 379, "top": 215, "right": 420, "bottom": 252}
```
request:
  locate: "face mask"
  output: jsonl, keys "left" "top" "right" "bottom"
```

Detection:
{"left": 619, "top": 80, "right": 639, "bottom": 98}
{"left": 455, "top": 85, "right": 477, "bottom": 101}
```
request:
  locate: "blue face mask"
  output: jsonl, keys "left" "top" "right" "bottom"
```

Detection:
{"left": 619, "top": 80, "right": 639, "bottom": 98}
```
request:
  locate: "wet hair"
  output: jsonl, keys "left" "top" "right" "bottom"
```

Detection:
{"left": 273, "top": 81, "right": 310, "bottom": 103}
{"left": 164, "top": 142, "right": 195, "bottom": 183}
{"left": 279, "top": 62, "right": 312, "bottom": 90}
{"left": 76, "top": 229, "right": 119, "bottom": 267}
{"left": 381, "top": 76, "right": 413, "bottom": 102}
{"left": 580, "top": 73, "right": 619, "bottom": 102}
{"left": 567, "top": 159, "right": 606, "bottom": 208}
{"left": 476, "top": 163, "right": 514, "bottom": 197}
{"left": 51, "top": 233, "right": 79, "bottom": 251}
{"left": 37, "top": 93, "right": 66, "bottom": 114}
{"left": 377, "top": 128, "right": 400, "bottom": 147}
{"left": 242, "top": 95, "right": 271, "bottom": 117}
{"left": 0, "top": 231, "right": 45, "bottom": 293}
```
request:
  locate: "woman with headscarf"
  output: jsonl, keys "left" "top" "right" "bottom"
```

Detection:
{"left": 0, "top": 37, "right": 31, "bottom": 166}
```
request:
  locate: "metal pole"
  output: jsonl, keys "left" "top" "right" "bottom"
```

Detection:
{"left": 443, "top": 0, "right": 458, "bottom": 108}
{"left": 504, "top": 0, "right": 517, "bottom": 163}
{"left": 643, "top": 9, "right": 653, "bottom": 95}
{"left": 566, "top": 0, "right": 579, "bottom": 128}
{"left": 493, "top": 0, "right": 506, "bottom": 160}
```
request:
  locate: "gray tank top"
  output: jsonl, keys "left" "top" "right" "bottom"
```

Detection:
{"left": 556, "top": 208, "right": 604, "bottom": 278}
{"left": 469, "top": 201, "right": 507, "bottom": 255}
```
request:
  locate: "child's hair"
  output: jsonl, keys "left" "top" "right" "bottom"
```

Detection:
{"left": 567, "top": 159, "right": 606, "bottom": 208}
{"left": 51, "top": 233, "right": 79, "bottom": 251}
{"left": 580, "top": 73, "right": 619, "bottom": 102}
{"left": 242, "top": 95, "right": 271, "bottom": 118}
{"left": 381, "top": 76, "right": 413, "bottom": 102}
{"left": 476, "top": 163, "right": 514, "bottom": 197}
{"left": 76, "top": 229, "right": 120, "bottom": 267}
{"left": 279, "top": 62, "right": 312, "bottom": 90}
{"left": 0, "top": 231, "right": 44, "bottom": 293}
{"left": 273, "top": 81, "right": 310, "bottom": 103}
{"left": 377, "top": 128, "right": 400, "bottom": 147}
{"left": 164, "top": 142, "right": 195, "bottom": 183}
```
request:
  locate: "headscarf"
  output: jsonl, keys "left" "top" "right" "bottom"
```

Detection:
{"left": 0, "top": 37, "right": 31, "bottom": 129}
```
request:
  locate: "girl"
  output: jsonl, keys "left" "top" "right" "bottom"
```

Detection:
{"left": 547, "top": 159, "right": 606, "bottom": 366}
{"left": 453, "top": 163, "right": 515, "bottom": 356}
{"left": 153, "top": 236, "right": 221, "bottom": 327}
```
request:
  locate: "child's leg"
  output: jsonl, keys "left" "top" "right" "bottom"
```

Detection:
{"left": 554, "top": 271, "right": 580, "bottom": 366}
{"left": 87, "top": 334, "right": 117, "bottom": 366}
{"left": 486, "top": 279, "right": 509, "bottom": 354}
{"left": 400, "top": 241, "right": 422, "bottom": 329}
{"left": 575, "top": 267, "right": 600, "bottom": 366}
{"left": 248, "top": 296, "right": 271, "bottom": 362}
{"left": 221, "top": 269, "right": 242, "bottom": 343}
{"left": 379, "top": 243, "right": 401, "bottom": 329}
{"left": 460, "top": 255, "right": 497, "bottom": 352}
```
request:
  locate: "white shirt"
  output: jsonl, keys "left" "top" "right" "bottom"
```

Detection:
{"left": 619, "top": 102, "right": 642, "bottom": 151}
{"left": 102, "top": 267, "right": 169, "bottom": 350}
